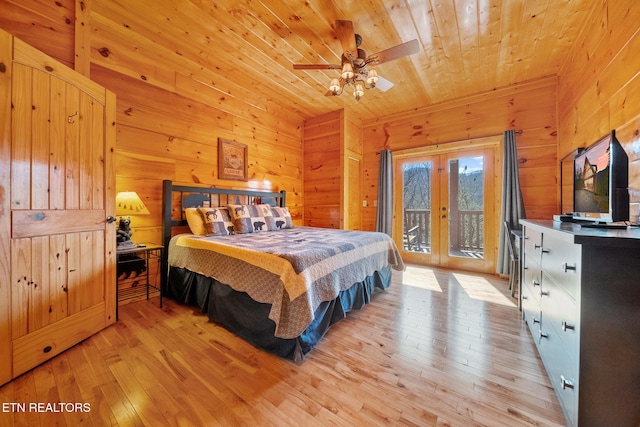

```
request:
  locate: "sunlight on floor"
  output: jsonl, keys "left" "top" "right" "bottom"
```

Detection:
{"left": 452, "top": 273, "right": 516, "bottom": 307}
{"left": 400, "top": 266, "right": 443, "bottom": 292}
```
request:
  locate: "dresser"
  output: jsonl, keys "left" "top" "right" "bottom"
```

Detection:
{"left": 520, "top": 220, "right": 640, "bottom": 427}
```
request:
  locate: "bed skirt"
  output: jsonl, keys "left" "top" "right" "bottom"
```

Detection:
{"left": 166, "top": 264, "right": 392, "bottom": 361}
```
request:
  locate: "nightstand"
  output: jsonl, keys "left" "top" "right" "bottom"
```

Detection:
{"left": 115, "top": 243, "right": 163, "bottom": 319}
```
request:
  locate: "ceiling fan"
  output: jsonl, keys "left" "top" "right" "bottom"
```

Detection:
{"left": 293, "top": 20, "right": 419, "bottom": 101}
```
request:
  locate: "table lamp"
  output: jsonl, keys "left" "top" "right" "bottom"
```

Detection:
{"left": 116, "top": 191, "right": 150, "bottom": 249}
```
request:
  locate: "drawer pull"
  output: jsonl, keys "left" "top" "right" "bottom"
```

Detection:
{"left": 539, "top": 331, "right": 549, "bottom": 339}
{"left": 43, "top": 346, "right": 52, "bottom": 353}
{"left": 541, "top": 248, "right": 550, "bottom": 254}
{"left": 561, "top": 375, "right": 575, "bottom": 390}
{"left": 562, "top": 262, "right": 576, "bottom": 272}
{"left": 534, "top": 244, "right": 542, "bottom": 250}
{"left": 533, "top": 317, "right": 540, "bottom": 324}
{"left": 522, "top": 295, "right": 528, "bottom": 300}
{"left": 562, "top": 321, "right": 575, "bottom": 331}
{"left": 532, "top": 280, "right": 541, "bottom": 287}
{"left": 540, "top": 290, "right": 549, "bottom": 297}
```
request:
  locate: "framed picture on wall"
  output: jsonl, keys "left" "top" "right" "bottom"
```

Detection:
{"left": 218, "top": 138, "right": 248, "bottom": 181}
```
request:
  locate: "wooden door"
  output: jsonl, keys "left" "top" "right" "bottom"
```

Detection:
{"left": 394, "top": 143, "right": 498, "bottom": 274}
{"left": 345, "top": 154, "right": 362, "bottom": 230}
{"left": 0, "top": 30, "right": 116, "bottom": 384}
{"left": 437, "top": 148, "right": 496, "bottom": 272}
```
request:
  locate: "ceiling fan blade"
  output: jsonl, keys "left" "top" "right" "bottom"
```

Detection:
{"left": 375, "top": 75, "right": 394, "bottom": 92}
{"left": 367, "top": 39, "right": 419, "bottom": 65}
{"left": 335, "top": 20, "right": 357, "bottom": 60}
{"left": 293, "top": 64, "right": 341, "bottom": 70}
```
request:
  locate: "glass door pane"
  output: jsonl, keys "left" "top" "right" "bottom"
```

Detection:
{"left": 447, "top": 156, "right": 484, "bottom": 259}
{"left": 402, "top": 161, "right": 432, "bottom": 254}
{"left": 395, "top": 144, "right": 496, "bottom": 273}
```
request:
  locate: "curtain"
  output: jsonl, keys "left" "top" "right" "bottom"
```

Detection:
{"left": 497, "top": 130, "right": 526, "bottom": 275}
{"left": 375, "top": 150, "right": 393, "bottom": 236}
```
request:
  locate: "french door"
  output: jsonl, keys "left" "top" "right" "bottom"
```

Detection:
{"left": 394, "top": 145, "right": 497, "bottom": 273}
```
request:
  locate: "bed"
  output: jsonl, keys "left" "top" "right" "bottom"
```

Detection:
{"left": 160, "top": 180, "right": 405, "bottom": 361}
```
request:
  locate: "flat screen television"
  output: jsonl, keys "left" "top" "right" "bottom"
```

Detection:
{"left": 573, "top": 130, "right": 629, "bottom": 223}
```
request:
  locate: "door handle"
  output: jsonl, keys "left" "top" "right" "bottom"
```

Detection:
{"left": 106, "top": 216, "right": 116, "bottom": 224}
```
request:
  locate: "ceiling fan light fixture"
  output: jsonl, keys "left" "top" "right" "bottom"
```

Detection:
{"left": 341, "top": 63, "right": 354, "bottom": 79}
{"left": 293, "top": 20, "right": 419, "bottom": 102}
{"left": 366, "top": 69, "right": 378, "bottom": 87}
{"left": 353, "top": 80, "right": 364, "bottom": 101}
{"left": 329, "top": 78, "right": 341, "bottom": 95}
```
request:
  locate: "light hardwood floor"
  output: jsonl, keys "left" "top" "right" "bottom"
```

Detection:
{"left": 0, "top": 265, "right": 566, "bottom": 426}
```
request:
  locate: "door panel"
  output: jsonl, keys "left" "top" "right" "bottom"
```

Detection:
{"left": 1, "top": 31, "right": 117, "bottom": 382}
{"left": 396, "top": 157, "right": 440, "bottom": 266}
{"left": 440, "top": 149, "right": 495, "bottom": 272}
{"left": 395, "top": 146, "right": 497, "bottom": 273}
{"left": 346, "top": 155, "right": 362, "bottom": 230}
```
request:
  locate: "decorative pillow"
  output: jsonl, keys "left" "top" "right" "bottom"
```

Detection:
{"left": 198, "top": 207, "right": 235, "bottom": 236}
{"left": 185, "top": 207, "right": 206, "bottom": 236}
{"left": 270, "top": 206, "right": 293, "bottom": 230}
{"left": 228, "top": 204, "right": 275, "bottom": 233}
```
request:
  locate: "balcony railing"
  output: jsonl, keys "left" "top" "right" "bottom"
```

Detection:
{"left": 403, "top": 209, "right": 484, "bottom": 257}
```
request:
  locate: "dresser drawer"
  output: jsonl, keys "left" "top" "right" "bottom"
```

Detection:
{"left": 540, "top": 233, "right": 581, "bottom": 299}
{"left": 522, "top": 261, "right": 542, "bottom": 307}
{"left": 521, "top": 263, "right": 542, "bottom": 345}
{"left": 538, "top": 329, "right": 579, "bottom": 427}
{"left": 521, "top": 293, "right": 541, "bottom": 345}
{"left": 540, "top": 275, "right": 579, "bottom": 359}
{"left": 523, "top": 227, "right": 543, "bottom": 260}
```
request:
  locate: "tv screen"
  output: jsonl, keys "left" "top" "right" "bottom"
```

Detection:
{"left": 573, "top": 130, "right": 629, "bottom": 223}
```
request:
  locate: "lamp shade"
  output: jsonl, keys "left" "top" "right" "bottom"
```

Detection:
{"left": 329, "top": 78, "right": 341, "bottom": 95}
{"left": 353, "top": 81, "right": 365, "bottom": 101}
{"left": 341, "top": 63, "right": 354, "bottom": 79}
{"left": 366, "top": 69, "right": 378, "bottom": 86}
{"left": 116, "top": 191, "right": 150, "bottom": 216}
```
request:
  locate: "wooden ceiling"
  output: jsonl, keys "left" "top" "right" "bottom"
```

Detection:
{"left": 93, "top": 0, "right": 594, "bottom": 122}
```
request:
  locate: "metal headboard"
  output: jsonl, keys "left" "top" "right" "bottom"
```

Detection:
{"left": 160, "top": 179, "right": 286, "bottom": 297}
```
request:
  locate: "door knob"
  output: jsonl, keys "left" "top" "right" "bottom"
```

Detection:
{"left": 106, "top": 216, "right": 116, "bottom": 224}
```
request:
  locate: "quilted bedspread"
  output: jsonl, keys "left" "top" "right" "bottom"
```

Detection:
{"left": 168, "top": 226, "right": 405, "bottom": 338}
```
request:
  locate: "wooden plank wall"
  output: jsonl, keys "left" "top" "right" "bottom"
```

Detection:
{"left": 303, "top": 110, "right": 343, "bottom": 228}
{"left": 303, "top": 109, "right": 363, "bottom": 230}
{"left": 343, "top": 110, "right": 364, "bottom": 231}
{"left": 2, "top": 0, "right": 638, "bottom": 237}
{"left": 557, "top": 1, "right": 640, "bottom": 223}
{"left": 359, "top": 77, "right": 559, "bottom": 231}
{"left": 0, "top": 0, "right": 305, "bottom": 245}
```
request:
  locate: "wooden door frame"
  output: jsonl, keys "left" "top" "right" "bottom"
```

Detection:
{"left": 393, "top": 137, "right": 501, "bottom": 274}
{"left": 0, "top": 29, "right": 13, "bottom": 386}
